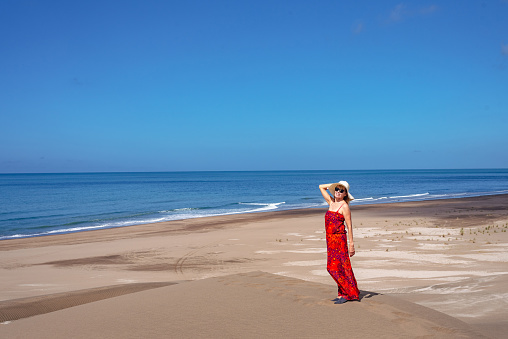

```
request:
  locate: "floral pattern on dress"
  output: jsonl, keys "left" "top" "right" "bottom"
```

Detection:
{"left": 325, "top": 210, "right": 360, "bottom": 300}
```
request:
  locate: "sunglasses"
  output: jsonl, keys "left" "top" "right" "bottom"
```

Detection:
{"left": 335, "top": 187, "right": 345, "bottom": 193}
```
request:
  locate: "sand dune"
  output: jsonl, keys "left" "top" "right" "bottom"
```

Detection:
{"left": 0, "top": 272, "right": 488, "bottom": 338}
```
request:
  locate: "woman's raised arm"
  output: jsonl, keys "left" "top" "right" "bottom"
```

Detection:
{"left": 319, "top": 184, "right": 333, "bottom": 205}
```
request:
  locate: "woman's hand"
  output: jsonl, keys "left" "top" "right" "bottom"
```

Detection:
{"left": 348, "top": 242, "right": 355, "bottom": 257}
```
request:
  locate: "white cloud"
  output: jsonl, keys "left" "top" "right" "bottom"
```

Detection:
{"left": 389, "top": 3, "right": 406, "bottom": 22}
{"left": 387, "top": 3, "right": 438, "bottom": 23}
{"left": 352, "top": 21, "right": 364, "bottom": 35}
{"left": 419, "top": 5, "right": 438, "bottom": 15}
{"left": 502, "top": 42, "right": 508, "bottom": 56}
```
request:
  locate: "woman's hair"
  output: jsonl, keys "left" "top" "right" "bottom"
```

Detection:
{"left": 335, "top": 185, "right": 351, "bottom": 204}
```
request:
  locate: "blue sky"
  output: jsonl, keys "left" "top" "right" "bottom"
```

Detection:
{"left": 1, "top": 0, "right": 507, "bottom": 173}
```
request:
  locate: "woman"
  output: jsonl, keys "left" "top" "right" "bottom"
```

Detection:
{"left": 319, "top": 181, "right": 360, "bottom": 303}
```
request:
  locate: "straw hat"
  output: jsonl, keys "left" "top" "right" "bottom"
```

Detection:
{"left": 328, "top": 181, "right": 355, "bottom": 201}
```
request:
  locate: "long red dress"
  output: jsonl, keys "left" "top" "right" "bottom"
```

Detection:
{"left": 325, "top": 209, "right": 360, "bottom": 300}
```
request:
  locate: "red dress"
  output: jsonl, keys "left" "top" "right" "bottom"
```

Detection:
{"left": 325, "top": 209, "right": 360, "bottom": 300}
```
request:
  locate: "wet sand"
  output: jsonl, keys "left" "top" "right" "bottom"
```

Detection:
{"left": 1, "top": 195, "right": 507, "bottom": 338}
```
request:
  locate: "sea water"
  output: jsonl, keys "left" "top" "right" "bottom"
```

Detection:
{"left": 1, "top": 169, "right": 507, "bottom": 240}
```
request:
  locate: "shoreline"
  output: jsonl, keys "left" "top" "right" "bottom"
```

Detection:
{"left": 2, "top": 193, "right": 508, "bottom": 246}
{"left": 1, "top": 194, "right": 507, "bottom": 338}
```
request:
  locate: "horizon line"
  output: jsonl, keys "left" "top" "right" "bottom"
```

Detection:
{"left": 1, "top": 168, "right": 508, "bottom": 175}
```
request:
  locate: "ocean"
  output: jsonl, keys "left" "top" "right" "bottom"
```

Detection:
{"left": 1, "top": 169, "right": 508, "bottom": 240}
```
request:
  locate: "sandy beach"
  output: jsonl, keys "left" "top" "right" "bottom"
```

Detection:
{"left": 1, "top": 194, "right": 507, "bottom": 338}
